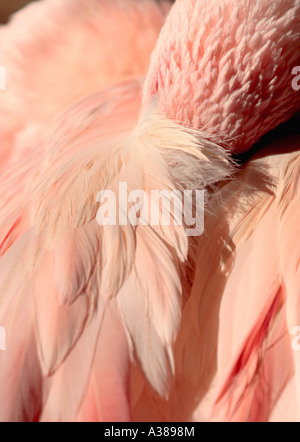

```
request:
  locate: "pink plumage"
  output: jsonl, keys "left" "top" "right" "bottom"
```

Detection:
{"left": 0, "top": 0, "right": 299, "bottom": 423}
{"left": 144, "top": 0, "right": 300, "bottom": 153}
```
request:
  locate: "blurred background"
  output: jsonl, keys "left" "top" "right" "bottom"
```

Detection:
{"left": 0, "top": 0, "right": 38, "bottom": 23}
{"left": 0, "top": 0, "right": 175, "bottom": 24}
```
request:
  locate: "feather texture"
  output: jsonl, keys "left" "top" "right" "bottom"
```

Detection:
{"left": 0, "top": 0, "right": 299, "bottom": 422}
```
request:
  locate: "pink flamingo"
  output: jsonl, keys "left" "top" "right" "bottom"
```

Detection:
{"left": 0, "top": 0, "right": 299, "bottom": 422}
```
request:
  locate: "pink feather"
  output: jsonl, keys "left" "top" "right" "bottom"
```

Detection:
{"left": 0, "top": 0, "right": 299, "bottom": 422}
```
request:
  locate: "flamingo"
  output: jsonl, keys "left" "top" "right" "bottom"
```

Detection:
{"left": 0, "top": 0, "right": 299, "bottom": 422}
